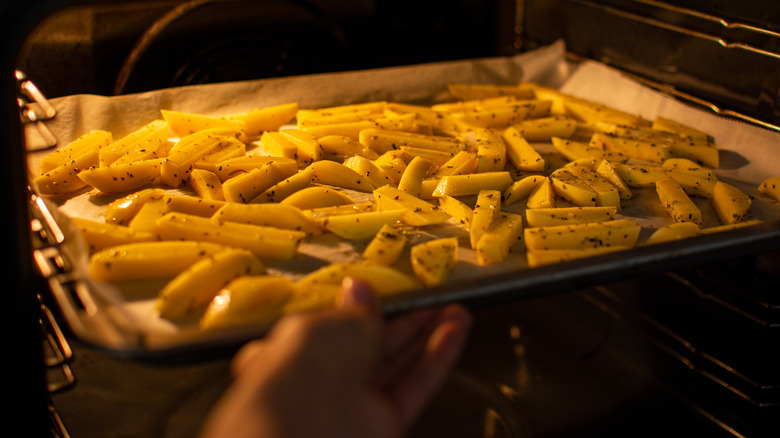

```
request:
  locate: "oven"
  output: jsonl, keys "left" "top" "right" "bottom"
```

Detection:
{"left": 5, "top": 1, "right": 780, "bottom": 437}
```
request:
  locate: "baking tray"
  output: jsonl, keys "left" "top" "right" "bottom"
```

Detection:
{"left": 26, "top": 41, "right": 780, "bottom": 357}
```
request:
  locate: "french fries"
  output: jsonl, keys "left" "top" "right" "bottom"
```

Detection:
{"left": 39, "top": 78, "right": 767, "bottom": 334}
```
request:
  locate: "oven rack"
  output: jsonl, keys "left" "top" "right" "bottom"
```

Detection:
{"left": 519, "top": 0, "right": 780, "bottom": 130}
{"left": 583, "top": 271, "right": 780, "bottom": 409}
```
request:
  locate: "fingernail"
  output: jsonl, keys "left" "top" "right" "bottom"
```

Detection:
{"left": 339, "top": 277, "right": 374, "bottom": 309}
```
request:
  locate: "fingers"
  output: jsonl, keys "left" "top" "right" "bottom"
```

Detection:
{"left": 384, "top": 303, "right": 472, "bottom": 429}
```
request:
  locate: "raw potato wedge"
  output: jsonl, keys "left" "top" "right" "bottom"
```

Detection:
{"left": 476, "top": 212, "right": 524, "bottom": 265}
{"left": 318, "top": 135, "right": 379, "bottom": 160}
{"left": 473, "top": 128, "right": 507, "bottom": 172}
{"left": 155, "top": 212, "right": 306, "bottom": 260}
{"left": 589, "top": 132, "right": 672, "bottom": 163}
{"left": 651, "top": 116, "right": 710, "bottom": 141}
{"left": 397, "top": 156, "right": 436, "bottom": 197}
{"left": 39, "top": 129, "right": 113, "bottom": 174}
{"left": 446, "top": 83, "right": 536, "bottom": 100}
{"left": 103, "top": 120, "right": 170, "bottom": 165}
{"left": 88, "top": 241, "right": 228, "bottom": 283}
{"left": 307, "top": 160, "right": 375, "bottom": 192}
{"left": 189, "top": 168, "right": 225, "bottom": 201}
{"left": 279, "top": 129, "right": 324, "bottom": 164}
{"left": 656, "top": 178, "right": 702, "bottom": 225}
{"left": 374, "top": 185, "right": 450, "bottom": 227}
{"left": 502, "top": 126, "right": 545, "bottom": 171}
{"left": 758, "top": 177, "right": 780, "bottom": 202}
{"left": 76, "top": 158, "right": 164, "bottom": 194}
{"left": 527, "top": 246, "right": 631, "bottom": 268}
{"left": 281, "top": 186, "right": 355, "bottom": 210}
{"left": 551, "top": 136, "right": 628, "bottom": 163}
{"left": 432, "top": 171, "right": 513, "bottom": 197}
{"left": 227, "top": 102, "right": 299, "bottom": 137}
{"left": 163, "top": 195, "right": 226, "bottom": 218}
{"left": 526, "top": 177, "right": 556, "bottom": 209}
{"left": 302, "top": 201, "right": 376, "bottom": 220}
{"left": 645, "top": 222, "right": 701, "bottom": 245}
{"left": 431, "top": 151, "right": 478, "bottom": 178}
{"left": 103, "top": 188, "right": 167, "bottom": 225}
{"left": 564, "top": 165, "right": 620, "bottom": 207}
{"left": 525, "top": 206, "right": 618, "bottom": 227}
{"left": 160, "top": 132, "right": 231, "bottom": 188}
{"left": 410, "top": 237, "right": 459, "bottom": 287}
{"left": 302, "top": 120, "right": 377, "bottom": 140}
{"left": 453, "top": 100, "right": 552, "bottom": 129}
{"left": 161, "top": 109, "right": 247, "bottom": 141}
{"left": 438, "top": 195, "right": 473, "bottom": 230}
{"left": 35, "top": 138, "right": 104, "bottom": 196}
{"left": 399, "top": 146, "right": 456, "bottom": 167}
{"left": 200, "top": 275, "right": 294, "bottom": 331}
{"left": 251, "top": 167, "right": 314, "bottom": 204}
{"left": 321, "top": 209, "right": 404, "bottom": 240}
{"left": 503, "top": 174, "right": 545, "bottom": 206}
{"left": 221, "top": 162, "right": 284, "bottom": 203}
{"left": 259, "top": 131, "right": 299, "bottom": 161}
{"left": 549, "top": 168, "right": 598, "bottom": 207}
{"left": 213, "top": 202, "right": 322, "bottom": 236}
{"left": 614, "top": 163, "right": 671, "bottom": 187}
{"left": 524, "top": 219, "right": 641, "bottom": 251}
{"left": 712, "top": 181, "right": 751, "bottom": 225}
{"left": 595, "top": 159, "right": 632, "bottom": 200}
{"left": 343, "top": 155, "right": 395, "bottom": 188}
{"left": 362, "top": 224, "right": 406, "bottom": 265}
{"left": 359, "top": 128, "right": 466, "bottom": 155}
{"left": 71, "top": 217, "right": 157, "bottom": 253}
{"left": 156, "top": 248, "right": 266, "bottom": 320}
{"left": 210, "top": 156, "right": 298, "bottom": 182}
{"left": 511, "top": 115, "right": 577, "bottom": 142}
{"left": 470, "top": 190, "right": 502, "bottom": 249}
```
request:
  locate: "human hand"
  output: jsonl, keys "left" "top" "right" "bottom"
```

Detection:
{"left": 200, "top": 277, "right": 472, "bottom": 438}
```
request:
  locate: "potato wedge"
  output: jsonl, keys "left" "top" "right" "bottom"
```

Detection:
{"left": 281, "top": 186, "right": 355, "bottom": 210}
{"left": 410, "top": 237, "right": 459, "bottom": 287}
{"left": 656, "top": 178, "right": 702, "bottom": 225}
{"left": 155, "top": 212, "right": 305, "bottom": 260}
{"left": 476, "top": 212, "right": 524, "bottom": 265}
{"left": 758, "top": 177, "right": 780, "bottom": 202}
{"left": 524, "top": 219, "right": 641, "bottom": 251}
{"left": 76, "top": 158, "right": 164, "bottom": 194}
{"left": 161, "top": 109, "right": 247, "bottom": 141}
{"left": 362, "top": 224, "right": 406, "bottom": 266}
{"left": 343, "top": 155, "right": 395, "bottom": 188}
{"left": 200, "top": 275, "right": 294, "bottom": 331}
{"left": 551, "top": 136, "right": 628, "bottom": 163}
{"left": 359, "top": 128, "right": 466, "bottom": 155}
{"left": 502, "top": 126, "right": 545, "bottom": 171}
{"left": 71, "top": 217, "right": 157, "bottom": 253}
{"left": 213, "top": 202, "right": 322, "bottom": 236}
{"left": 431, "top": 151, "right": 478, "bottom": 178}
{"left": 39, "top": 129, "right": 113, "bottom": 175}
{"left": 398, "top": 156, "right": 436, "bottom": 197}
{"left": 258, "top": 131, "right": 299, "bottom": 161}
{"left": 525, "top": 206, "right": 618, "bottom": 227}
{"left": 503, "top": 174, "right": 544, "bottom": 206}
{"left": 156, "top": 248, "right": 266, "bottom": 319}
{"left": 432, "top": 171, "right": 513, "bottom": 197}
{"left": 526, "top": 177, "right": 556, "bottom": 209}
{"left": 549, "top": 168, "right": 598, "bottom": 207}
{"left": 189, "top": 168, "right": 225, "bottom": 201}
{"left": 374, "top": 185, "right": 450, "bottom": 227}
{"left": 210, "top": 156, "right": 298, "bottom": 182}
{"left": 279, "top": 129, "right": 323, "bottom": 164}
{"left": 227, "top": 102, "right": 298, "bottom": 137}
{"left": 321, "top": 209, "right": 404, "bottom": 240}
{"left": 512, "top": 115, "right": 577, "bottom": 142}
{"left": 251, "top": 167, "right": 314, "bottom": 204}
{"left": 438, "top": 195, "right": 473, "bottom": 230}
{"left": 470, "top": 190, "right": 501, "bottom": 249}
{"left": 307, "top": 160, "right": 375, "bottom": 192}
{"left": 88, "top": 241, "right": 228, "bottom": 283}
{"left": 589, "top": 132, "right": 672, "bottom": 163}
{"left": 473, "top": 128, "right": 507, "bottom": 172}
{"left": 712, "top": 181, "right": 751, "bottom": 225}
{"left": 221, "top": 161, "right": 284, "bottom": 203}
{"left": 103, "top": 188, "right": 167, "bottom": 225}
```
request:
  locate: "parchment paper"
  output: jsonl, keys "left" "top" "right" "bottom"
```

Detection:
{"left": 26, "top": 40, "right": 780, "bottom": 353}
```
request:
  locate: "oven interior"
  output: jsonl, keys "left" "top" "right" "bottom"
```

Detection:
{"left": 6, "top": 1, "right": 780, "bottom": 437}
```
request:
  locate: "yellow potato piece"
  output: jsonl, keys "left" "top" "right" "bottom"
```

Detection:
{"left": 281, "top": 186, "right": 355, "bottom": 210}
{"left": 76, "top": 158, "right": 164, "bottom": 194}
{"left": 156, "top": 248, "right": 266, "bottom": 320}
{"left": 524, "top": 219, "right": 641, "bottom": 251}
{"left": 279, "top": 129, "right": 323, "bottom": 164}
{"left": 476, "top": 212, "right": 524, "bottom": 265}
{"left": 645, "top": 222, "right": 701, "bottom": 245}
{"left": 155, "top": 212, "right": 306, "bottom": 260}
{"left": 551, "top": 136, "right": 628, "bottom": 163}
{"left": 526, "top": 177, "right": 556, "bottom": 209}
{"left": 432, "top": 171, "right": 513, "bottom": 197}
{"left": 656, "top": 178, "right": 702, "bottom": 225}
{"left": 321, "top": 209, "right": 404, "bottom": 240}
{"left": 512, "top": 115, "right": 577, "bottom": 142}
{"left": 227, "top": 102, "right": 299, "bottom": 137}
{"left": 39, "top": 129, "right": 113, "bottom": 175}
{"left": 258, "top": 131, "right": 299, "bottom": 161}
{"left": 318, "top": 135, "right": 378, "bottom": 160}
{"left": 221, "top": 162, "right": 284, "bottom": 203}
{"left": 307, "top": 160, "right": 375, "bottom": 192}
{"left": 103, "top": 188, "right": 166, "bottom": 225}
{"left": 161, "top": 109, "right": 246, "bottom": 141}
{"left": 362, "top": 224, "right": 406, "bottom": 266}
{"left": 210, "top": 156, "right": 298, "bottom": 182}
{"left": 359, "top": 128, "right": 466, "bottom": 155}
{"left": 200, "top": 275, "right": 294, "bottom": 331}
{"left": 107, "top": 120, "right": 170, "bottom": 165}
{"left": 213, "top": 202, "right": 322, "bottom": 236}
{"left": 438, "top": 195, "right": 473, "bottom": 230}
{"left": 251, "top": 167, "right": 315, "bottom": 204}
{"left": 712, "top": 181, "right": 751, "bottom": 225}
{"left": 71, "top": 217, "right": 157, "bottom": 253}
{"left": 550, "top": 168, "right": 598, "bottom": 207}
{"left": 470, "top": 190, "right": 501, "bottom": 249}
{"left": 374, "top": 185, "right": 450, "bottom": 227}
{"left": 189, "top": 168, "right": 225, "bottom": 201}
{"left": 431, "top": 151, "right": 478, "bottom": 179}
{"left": 758, "top": 177, "right": 780, "bottom": 202}
{"left": 503, "top": 174, "right": 544, "bottom": 206}
{"left": 589, "top": 132, "right": 672, "bottom": 163}
{"left": 343, "top": 155, "right": 395, "bottom": 188}
{"left": 525, "top": 206, "right": 617, "bottom": 227}
{"left": 397, "top": 156, "right": 436, "bottom": 197}
{"left": 88, "top": 241, "right": 228, "bottom": 283}
{"left": 410, "top": 237, "right": 459, "bottom": 287}
{"left": 502, "top": 126, "right": 545, "bottom": 171}
{"left": 473, "top": 128, "right": 507, "bottom": 172}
